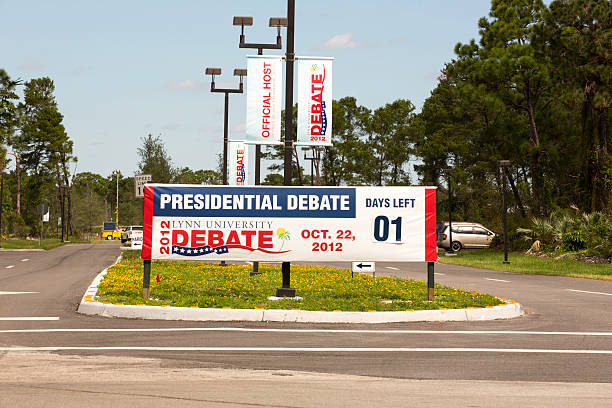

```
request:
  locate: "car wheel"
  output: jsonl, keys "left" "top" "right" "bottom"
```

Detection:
{"left": 105, "top": 235, "right": 113, "bottom": 241}
{"left": 451, "top": 241, "right": 462, "bottom": 252}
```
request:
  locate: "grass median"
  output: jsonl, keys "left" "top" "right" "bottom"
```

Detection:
{"left": 0, "top": 238, "right": 114, "bottom": 250}
{"left": 437, "top": 249, "right": 612, "bottom": 280}
{"left": 96, "top": 251, "right": 503, "bottom": 312}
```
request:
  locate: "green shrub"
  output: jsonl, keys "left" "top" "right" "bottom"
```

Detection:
{"left": 561, "top": 231, "right": 586, "bottom": 251}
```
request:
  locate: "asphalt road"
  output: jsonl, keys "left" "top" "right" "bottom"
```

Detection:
{"left": 1, "top": 244, "right": 611, "bottom": 407}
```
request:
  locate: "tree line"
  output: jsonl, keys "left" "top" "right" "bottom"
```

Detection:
{"left": 1, "top": 0, "right": 609, "bottom": 242}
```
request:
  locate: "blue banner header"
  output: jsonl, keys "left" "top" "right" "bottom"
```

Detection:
{"left": 152, "top": 186, "right": 356, "bottom": 218}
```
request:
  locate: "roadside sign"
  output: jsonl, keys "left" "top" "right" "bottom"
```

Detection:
{"left": 141, "top": 185, "right": 437, "bottom": 262}
{"left": 352, "top": 262, "right": 375, "bottom": 273}
{"left": 42, "top": 211, "right": 49, "bottom": 222}
{"left": 131, "top": 231, "right": 143, "bottom": 249}
{"left": 134, "top": 174, "right": 152, "bottom": 198}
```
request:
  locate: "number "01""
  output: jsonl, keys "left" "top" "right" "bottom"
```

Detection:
{"left": 374, "top": 216, "right": 402, "bottom": 242}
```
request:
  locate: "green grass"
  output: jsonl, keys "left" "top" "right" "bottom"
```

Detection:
{"left": 96, "top": 250, "right": 503, "bottom": 311}
{"left": 0, "top": 238, "right": 68, "bottom": 250}
{"left": 0, "top": 237, "right": 108, "bottom": 250}
{"left": 437, "top": 249, "right": 612, "bottom": 280}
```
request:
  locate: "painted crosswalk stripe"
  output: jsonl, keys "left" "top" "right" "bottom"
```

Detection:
{"left": 0, "top": 317, "right": 59, "bottom": 321}
{"left": 485, "top": 278, "right": 511, "bottom": 283}
{"left": 567, "top": 289, "right": 612, "bottom": 296}
{"left": 0, "top": 291, "right": 39, "bottom": 296}
{"left": 21, "top": 259, "right": 30, "bottom": 262}
{"left": 385, "top": 267, "right": 399, "bottom": 270}
{"left": 5, "top": 265, "right": 15, "bottom": 269}
{"left": 434, "top": 273, "right": 446, "bottom": 276}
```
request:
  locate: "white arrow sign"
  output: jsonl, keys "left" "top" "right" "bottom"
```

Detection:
{"left": 351, "top": 262, "right": 375, "bottom": 273}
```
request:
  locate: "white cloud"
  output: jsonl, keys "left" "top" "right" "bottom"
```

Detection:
{"left": 18, "top": 60, "right": 43, "bottom": 70}
{"left": 315, "top": 33, "right": 359, "bottom": 50}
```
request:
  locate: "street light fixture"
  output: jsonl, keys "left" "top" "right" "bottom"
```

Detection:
{"left": 233, "top": 16, "right": 287, "bottom": 54}
{"left": 205, "top": 67, "right": 246, "bottom": 267}
{"left": 498, "top": 160, "right": 511, "bottom": 264}
{"left": 204, "top": 67, "right": 246, "bottom": 186}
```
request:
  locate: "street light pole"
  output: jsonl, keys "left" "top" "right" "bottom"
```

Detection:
{"left": 444, "top": 168, "right": 456, "bottom": 256}
{"left": 277, "top": 0, "right": 296, "bottom": 298}
{"left": 233, "top": 16, "right": 287, "bottom": 277}
{"left": 498, "top": 160, "right": 511, "bottom": 264}
{"left": 206, "top": 67, "right": 246, "bottom": 267}
{"left": 0, "top": 170, "right": 3, "bottom": 249}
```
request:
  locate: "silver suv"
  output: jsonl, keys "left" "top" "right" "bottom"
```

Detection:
{"left": 437, "top": 221, "right": 495, "bottom": 252}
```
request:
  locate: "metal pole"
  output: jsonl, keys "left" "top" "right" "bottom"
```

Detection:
{"left": 427, "top": 261, "right": 435, "bottom": 301}
{"left": 446, "top": 172, "right": 455, "bottom": 255}
{"left": 251, "top": 144, "right": 261, "bottom": 276}
{"left": 0, "top": 171, "right": 3, "bottom": 249}
{"left": 310, "top": 155, "right": 314, "bottom": 186}
{"left": 143, "top": 259, "right": 151, "bottom": 298}
{"left": 277, "top": 0, "right": 296, "bottom": 298}
{"left": 223, "top": 92, "right": 229, "bottom": 186}
{"left": 219, "top": 92, "right": 230, "bottom": 268}
{"left": 502, "top": 167, "right": 510, "bottom": 264}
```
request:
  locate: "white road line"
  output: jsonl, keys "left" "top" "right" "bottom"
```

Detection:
{"left": 0, "top": 317, "right": 59, "bottom": 321}
{"left": 485, "top": 278, "right": 511, "bottom": 283}
{"left": 434, "top": 273, "right": 446, "bottom": 276}
{"left": 1, "top": 346, "right": 611, "bottom": 354}
{"left": 0, "top": 291, "right": 39, "bottom": 296}
{"left": 21, "top": 259, "right": 29, "bottom": 262}
{"left": 5, "top": 265, "right": 15, "bottom": 269}
{"left": 2, "top": 328, "right": 612, "bottom": 336}
{"left": 567, "top": 289, "right": 612, "bottom": 297}
{"left": 385, "top": 267, "right": 400, "bottom": 270}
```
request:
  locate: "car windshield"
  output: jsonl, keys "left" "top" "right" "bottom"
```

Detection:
{"left": 133, "top": 226, "right": 143, "bottom": 231}
{"left": 436, "top": 222, "right": 447, "bottom": 233}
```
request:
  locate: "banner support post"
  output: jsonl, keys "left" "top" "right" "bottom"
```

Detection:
{"left": 277, "top": 0, "right": 296, "bottom": 298}
{"left": 143, "top": 259, "right": 151, "bottom": 298}
{"left": 427, "top": 262, "right": 435, "bottom": 301}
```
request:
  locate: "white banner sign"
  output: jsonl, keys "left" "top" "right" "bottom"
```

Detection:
{"left": 297, "top": 57, "right": 333, "bottom": 146}
{"left": 245, "top": 55, "right": 283, "bottom": 145}
{"left": 228, "top": 141, "right": 249, "bottom": 186}
{"left": 142, "top": 185, "right": 437, "bottom": 263}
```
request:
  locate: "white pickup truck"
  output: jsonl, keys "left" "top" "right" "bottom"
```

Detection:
{"left": 121, "top": 225, "right": 143, "bottom": 244}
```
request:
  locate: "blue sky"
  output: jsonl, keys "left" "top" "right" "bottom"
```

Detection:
{"left": 1, "top": 0, "right": 496, "bottom": 178}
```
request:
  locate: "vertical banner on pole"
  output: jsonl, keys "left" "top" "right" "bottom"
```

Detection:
{"left": 245, "top": 55, "right": 283, "bottom": 145}
{"left": 228, "top": 141, "right": 249, "bottom": 186}
{"left": 297, "top": 57, "right": 333, "bottom": 146}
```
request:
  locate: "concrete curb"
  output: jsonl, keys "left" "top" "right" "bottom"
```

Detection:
{"left": 78, "top": 263, "right": 523, "bottom": 323}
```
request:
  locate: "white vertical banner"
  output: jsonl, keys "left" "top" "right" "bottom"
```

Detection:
{"left": 245, "top": 55, "right": 283, "bottom": 145}
{"left": 228, "top": 141, "right": 249, "bottom": 186}
{"left": 297, "top": 57, "right": 333, "bottom": 146}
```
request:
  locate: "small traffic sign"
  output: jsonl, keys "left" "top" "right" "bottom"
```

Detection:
{"left": 134, "top": 174, "right": 152, "bottom": 198}
{"left": 351, "top": 262, "right": 375, "bottom": 273}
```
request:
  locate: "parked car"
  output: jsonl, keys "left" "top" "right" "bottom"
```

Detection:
{"left": 121, "top": 225, "right": 143, "bottom": 243}
{"left": 437, "top": 221, "right": 495, "bottom": 252}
